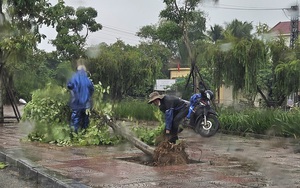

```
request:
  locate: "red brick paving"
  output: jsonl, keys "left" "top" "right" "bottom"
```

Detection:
{"left": 1, "top": 105, "right": 300, "bottom": 187}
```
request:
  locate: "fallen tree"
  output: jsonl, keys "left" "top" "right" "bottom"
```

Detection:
{"left": 107, "top": 119, "right": 155, "bottom": 156}
{"left": 106, "top": 117, "right": 189, "bottom": 166}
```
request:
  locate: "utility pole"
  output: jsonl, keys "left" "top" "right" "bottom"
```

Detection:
{"left": 287, "top": 5, "right": 299, "bottom": 105}
{"left": 289, "top": 5, "right": 299, "bottom": 48}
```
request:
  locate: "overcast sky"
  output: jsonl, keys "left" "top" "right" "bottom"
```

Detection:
{"left": 38, "top": 0, "right": 300, "bottom": 51}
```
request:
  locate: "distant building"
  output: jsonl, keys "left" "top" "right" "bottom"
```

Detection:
{"left": 269, "top": 21, "right": 300, "bottom": 46}
{"left": 270, "top": 21, "right": 300, "bottom": 36}
{"left": 168, "top": 68, "right": 190, "bottom": 79}
{"left": 153, "top": 67, "right": 190, "bottom": 92}
{"left": 154, "top": 79, "right": 176, "bottom": 91}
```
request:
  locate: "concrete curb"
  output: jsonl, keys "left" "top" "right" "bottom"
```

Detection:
{"left": 0, "top": 151, "right": 90, "bottom": 188}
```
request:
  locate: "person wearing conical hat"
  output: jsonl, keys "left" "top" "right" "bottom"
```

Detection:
{"left": 148, "top": 91, "right": 189, "bottom": 144}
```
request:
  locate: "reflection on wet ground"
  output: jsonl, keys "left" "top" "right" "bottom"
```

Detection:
{"left": 1, "top": 106, "right": 300, "bottom": 187}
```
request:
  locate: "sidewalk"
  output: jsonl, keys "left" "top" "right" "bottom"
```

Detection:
{"left": 1, "top": 105, "right": 300, "bottom": 187}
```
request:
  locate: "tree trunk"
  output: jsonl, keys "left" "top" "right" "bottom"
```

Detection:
{"left": 107, "top": 119, "right": 155, "bottom": 156}
{"left": 0, "top": 75, "right": 3, "bottom": 123}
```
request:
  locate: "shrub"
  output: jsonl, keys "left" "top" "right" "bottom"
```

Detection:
{"left": 22, "top": 82, "right": 121, "bottom": 146}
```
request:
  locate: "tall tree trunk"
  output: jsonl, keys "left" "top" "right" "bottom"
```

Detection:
{"left": 0, "top": 76, "right": 3, "bottom": 123}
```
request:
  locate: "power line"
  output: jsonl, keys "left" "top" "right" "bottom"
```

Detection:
{"left": 94, "top": 4, "right": 296, "bottom": 45}
{"left": 283, "top": 9, "right": 292, "bottom": 20}
{"left": 89, "top": 34, "right": 140, "bottom": 44}
{"left": 88, "top": 29, "right": 141, "bottom": 45}
{"left": 216, "top": 4, "right": 272, "bottom": 8}
{"left": 103, "top": 24, "right": 137, "bottom": 35}
{"left": 103, "top": 26, "right": 137, "bottom": 36}
{"left": 92, "top": 29, "right": 139, "bottom": 40}
{"left": 85, "top": 23, "right": 143, "bottom": 45}
{"left": 203, "top": 4, "right": 288, "bottom": 11}
{"left": 97, "top": 4, "right": 288, "bottom": 45}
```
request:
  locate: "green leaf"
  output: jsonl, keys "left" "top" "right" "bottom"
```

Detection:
{"left": 0, "top": 162, "right": 8, "bottom": 169}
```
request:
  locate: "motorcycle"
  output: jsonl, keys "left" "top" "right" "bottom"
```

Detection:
{"left": 181, "top": 91, "right": 220, "bottom": 137}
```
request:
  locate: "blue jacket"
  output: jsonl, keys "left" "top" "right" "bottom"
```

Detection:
{"left": 67, "top": 69, "right": 94, "bottom": 110}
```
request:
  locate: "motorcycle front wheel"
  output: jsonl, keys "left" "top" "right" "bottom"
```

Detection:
{"left": 195, "top": 114, "right": 220, "bottom": 137}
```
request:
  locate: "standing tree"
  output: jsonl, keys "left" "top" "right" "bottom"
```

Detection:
{"left": 138, "top": 0, "right": 218, "bottom": 92}
{"left": 259, "top": 36, "right": 295, "bottom": 107}
{"left": 204, "top": 20, "right": 266, "bottom": 105}
{"left": 205, "top": 19, "right": 299, "bottom": 108}
{"left": 44, "top": 1, "right": 102, "bottom": 62}
{"left": 0, "top": 0, "right": 102, "bottom": 121}
{"left": 207, "top": 24, "right": 224, "bottom": 43}
{"left": 87, "top": 41, "right": 169, "bottom": 100}
{"left": 0, "top": 0, "right": 52, "bottom": 121}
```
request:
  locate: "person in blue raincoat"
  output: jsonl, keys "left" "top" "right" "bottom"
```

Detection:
{"left": 67, "top": 65, "right": 94, "bottom": 133}
{"left": 148, "top": 91, "right": 189, "bottom": 144}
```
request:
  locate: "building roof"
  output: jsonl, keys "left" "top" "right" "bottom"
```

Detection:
{"left": 270, "top": 21, "right": 300, "bottom": 35}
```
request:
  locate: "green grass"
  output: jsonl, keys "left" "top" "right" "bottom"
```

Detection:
{"left": 219, "top": 107, "right": 300, "bottom": 138}
{"left": 113, "top": 99, "right": 158, "bottom": 121}
{"left": 114, "top": 100, "right": 300, "bottom": 139}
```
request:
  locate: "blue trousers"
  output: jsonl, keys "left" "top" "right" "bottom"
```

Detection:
{"left": 70, "top": 109, "right": 89, "bottom": 133}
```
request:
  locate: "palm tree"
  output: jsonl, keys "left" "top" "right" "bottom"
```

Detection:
{"left": 207, "top": 24, "right": 224, "bottom": 43}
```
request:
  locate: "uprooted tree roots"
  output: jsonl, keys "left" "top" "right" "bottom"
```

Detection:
{"left": 153, "top": 141, "right": 189, "bottom": 166}
{"left": 107, "top": 121, "right": 191, "bottom": 166}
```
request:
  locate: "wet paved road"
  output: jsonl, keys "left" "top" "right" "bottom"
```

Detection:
{"left": 1, "top": 122, "right": 300, "bottom": 188}
{"left": 1, "top": 105, "right": 300, "bottom": 187}
{"left": 0, "top": 167, "right": 36, "bottom": 188}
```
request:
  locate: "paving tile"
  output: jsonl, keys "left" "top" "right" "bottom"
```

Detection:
{"left": 1, "top": 105, "right": 300, "bottom": 187}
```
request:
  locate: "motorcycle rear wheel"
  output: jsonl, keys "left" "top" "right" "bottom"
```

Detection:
{"left": 195, "top": 114, "right": 219, "bottom": 137}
